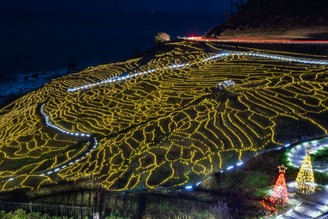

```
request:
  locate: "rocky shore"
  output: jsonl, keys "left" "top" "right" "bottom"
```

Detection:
{"left": 0, "top": 70, "right": 67, "bottom": 107}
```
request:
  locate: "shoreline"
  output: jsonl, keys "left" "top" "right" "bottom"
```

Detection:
{"left": 0, "top": 69, "right": 68, "bottom": 108}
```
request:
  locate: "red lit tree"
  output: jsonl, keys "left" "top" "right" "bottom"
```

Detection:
{"left": 269, "top": 165, "right": 288, "bottom": 205}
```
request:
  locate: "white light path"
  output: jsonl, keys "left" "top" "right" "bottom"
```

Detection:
{"left": 184, "top": 185, "right": 193, "bottom": 190}
{"left": 0, "top": 103, "right": 100, "bottom": 181}
{"left": 39, "top": 104, "right": 100, "bottom": 175}
{"left": 0, "top": 105, "right": 100, "bottom": 182}
{"left": 67, "top": 51, "right": 328, "bottom": 93}
{"left": 186, "top": 137, "right": 327, "bottom": 191}
{"left": 2, "top": 137, "right": 99, "bottom": 182}
{"left": 286, "top": 137, "right": 328, "bottom": 171}
{"left": 40, "top": 103, "right": 91, "bottom": 138}
{"left": 279, "top": 183, "right": 328, "bottom": 218}
{"left": 184, "top": 141, "right": 293, "bottom": 190}
{"left": 67, "top": 63, "right": 188, "bottom": 92}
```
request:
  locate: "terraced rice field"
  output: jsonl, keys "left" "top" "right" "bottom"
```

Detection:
{"left": 0, "top": 40, "right": 328, "bottom": 191}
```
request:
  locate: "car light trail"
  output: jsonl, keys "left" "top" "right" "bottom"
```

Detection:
{"left": 180, "top": 36, "right": 328, "bottom": 45}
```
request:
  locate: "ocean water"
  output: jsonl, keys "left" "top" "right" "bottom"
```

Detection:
{"left": 0, "top": 11, "right": 225, "bottom": 79}
{"left": 0, "top": 11, "right": 224, "bottom": 106}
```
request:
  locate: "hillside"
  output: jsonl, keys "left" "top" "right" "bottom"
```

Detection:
{"left": 206, "top": 0, "right": 328, "bottom": 38}
{"left": 0, "top": 41, "right": 328, "bottom": 191}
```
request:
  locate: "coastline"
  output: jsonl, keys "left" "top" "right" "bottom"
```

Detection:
{"left": 0, "top": 10, "right": 225, "bottom": 108}
{"left": 0, "top": 69, "right": 67, "bottom": 108}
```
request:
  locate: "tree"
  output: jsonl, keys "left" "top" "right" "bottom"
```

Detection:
{"left": 236, "top": 0, "right": 245, "bottom": 12}
{"left": 269, "top": 165, "right": 288, "bottom": 205}
{"left": 154, "top": 32, "right": 171, "bottom": 43}
{"left": 296, "top": 153, "right": 315, "bottom": 194}
{"left": 67, "top": 60, "right": 77, "bottom": 74}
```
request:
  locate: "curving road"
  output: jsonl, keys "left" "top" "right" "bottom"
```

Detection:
{"left": 179, "top": 36, "right": 328, "bottom": 45}
{"left": 287, "top": 137, "right": 328, "bottom": 172}
{"left": 273, "top": 137, "right": 328, "bottom": 219}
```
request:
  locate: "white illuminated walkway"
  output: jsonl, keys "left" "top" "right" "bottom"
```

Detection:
{"left": 276, "top": 185, "right": 328, "bottom": 219}
{"left": 3, "top": 104, "right": 100, "bottom": 182}
{"left": 39, "top": 137, "right": 99, "bottom": 177}
{"left": 67, "top": 63, "right": 187, "bottom": 92}
{"left": 67, "top": 51, "right": 328, "bottom": 93}
{"left": 286, "top": 137, "right": 328, "bottom": 173}
{"left": 40, "top": 103, "right": 91, "bottom": 138}
{"left": 39, "top": 103, "right": 99, "bottom": 175}
{"left": 184, "top": 143, "right": 292, "bottom": 191}
{"left": 272, "top": 137, "right": 328, "bottom": 219}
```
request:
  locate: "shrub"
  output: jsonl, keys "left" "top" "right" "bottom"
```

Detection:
{"left": 154, "top": 32, "right": 171, "bottom": 43}
{"left": 1, "top": 209, "right": 71, "bottom": 219}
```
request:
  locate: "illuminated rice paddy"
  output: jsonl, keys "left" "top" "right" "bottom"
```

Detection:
{"left": 0, "top": 41, "right": 328, "bottom": 191}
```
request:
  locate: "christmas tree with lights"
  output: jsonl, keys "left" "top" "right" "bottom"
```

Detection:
{"left": 296, "top": 153, "right": 315, "bottom": 194}
{"left": 269, "top": 165, "right": 288, "bottom": 205}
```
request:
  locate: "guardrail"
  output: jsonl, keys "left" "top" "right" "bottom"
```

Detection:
{"left": 315, "top": 211, "right": 328, "bottom": 219}
{"left": 0, "top": 201, "right": 95, "bottom": 218}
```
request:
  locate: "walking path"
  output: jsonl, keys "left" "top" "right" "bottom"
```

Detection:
{"left": 287, "top": 138, "right": 328, "bottom": 172}
{"left": 40, "top": 103, "right": 99, "bottom": 176}
{"left": 274, "top": 184, "right": 328, "bottom": 219}
{"left": 272, "top": 137, "right": 328, "bottom": 218}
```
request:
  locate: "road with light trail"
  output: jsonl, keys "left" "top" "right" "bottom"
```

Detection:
{"left": 180, "top": 36, "right": 328, "bottom": 44}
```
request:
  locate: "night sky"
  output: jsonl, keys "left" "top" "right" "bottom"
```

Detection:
{"left": 1, "top": 0, "right": 230, "bottom": 13}
{"left": 0, "top": 0, "right": 238, "bottom": 80}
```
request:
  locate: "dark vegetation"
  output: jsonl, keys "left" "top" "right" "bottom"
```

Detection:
{"left": 0, "top": 209, "right": 69, "bottom": 219}
{"left": 0, "top": 184, "right": 232, "bottom": 218}
{"left": 217, "top": 42, "right": 328, "bottom": 62}
{"left": 199, "top": 148, "right": 292, "bottom": 218}
{"left": 313, "top": 149, "right": 328, "bottom": 163}
{"left": 206, "top": 0, "right": 328, "bottom": 37}
{"left": 313, "top": 147, "right": 328, "bottom": 183}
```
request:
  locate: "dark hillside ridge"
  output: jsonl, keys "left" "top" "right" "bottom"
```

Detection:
{"left": 206, "top": 0, "right": 328, "bottom": 37}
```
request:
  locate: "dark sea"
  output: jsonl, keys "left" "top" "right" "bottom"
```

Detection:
{"left": 0, "top": 11, "right": 224, "bottom": 79}
{"left": 0, "top": 11, "right": 224, "bottom": 105}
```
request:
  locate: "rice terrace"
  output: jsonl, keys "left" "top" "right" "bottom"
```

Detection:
{"left": 1, "top": 39, "right": 328, "bottom": 218}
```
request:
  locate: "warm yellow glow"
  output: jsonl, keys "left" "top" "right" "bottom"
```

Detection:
{"left": 296, "top": 154, "right": 315, "bottom": 194}
{"left": 0, "top": 41, "right": 328, "bottom": 191}
{"left": 277, "top": 164, "right": 287, "bottom": 173}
